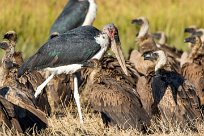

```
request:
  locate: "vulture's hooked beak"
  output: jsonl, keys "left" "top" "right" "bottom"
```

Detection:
{"left": 3, "top": 31, "right": 17, "bottom": 42}
{"left": 143, "top": 51, "right": 158, "bottom": 61}
{"left": 0, "top": 42, "right": 9, "bottom": 50}
{"left": 184, "top": 36, "right": 196, "bottom": 44}
{"left": 184, "top": 27, "right": 196, "bottom": 34}
{"left": 131, "top": 19, "right": 143, "bottom": 25}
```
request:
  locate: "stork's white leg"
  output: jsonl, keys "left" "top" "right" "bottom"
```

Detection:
{"left": 34, "top": 73, "right": 55, "bottom": 98}
{"left": 73, "top": 74, "right": 84, "bottom": 125}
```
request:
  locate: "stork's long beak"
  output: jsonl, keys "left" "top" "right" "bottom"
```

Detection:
{"left": 0, "top": 42, "right": 9, "bottom": 50}
{"left": 111, "top": 36, "right": 129, "bottom": 76}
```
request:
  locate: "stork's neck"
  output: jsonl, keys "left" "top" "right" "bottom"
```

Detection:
{"left": 93, "top": 33, "right": 110, "bottom": 60}
{"left": 82, "top": 0, "right": 97, "bottom": 26}
{"left": 155, "top": 50, "right": 167, "bottom": 72}
{"left": 138, "top": 22, "right": 149, "bottom": 38}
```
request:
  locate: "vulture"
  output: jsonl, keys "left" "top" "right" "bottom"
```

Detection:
{"left": 129, "top": 17, "right": 157, "bottom": 76}
{"left": 0, "top": 87, "right": 47, "bottom": 133}
{"left": 182, "top": 36, "right": 204, "bottom": 107}
{"left": 82, "top": 56, "right": 150, "bottom": 132}
{"left": 142, "top": 50, "right": 201, "bottom": 131}
{"left": 0, "top": 31, "right": 51, "bottom": 114}
{"left": 130, "top": 17, "right": 180, "bottom": 75}
{"left": 152, "top": 32, "right": 183, "bottom": 59}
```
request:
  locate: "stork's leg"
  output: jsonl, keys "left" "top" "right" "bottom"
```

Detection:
{"left": 73, "top": 74, "right": 83, "bottom": 125}
{"left": 34, "top": 73, "right": 55, "bottom": 98}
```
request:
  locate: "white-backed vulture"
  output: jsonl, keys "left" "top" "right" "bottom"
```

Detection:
{"left": 130, "top": 17, "right": 180, "bottom": 75}
{"left": 0, "top": 31, "right": 51, "bottom": 114}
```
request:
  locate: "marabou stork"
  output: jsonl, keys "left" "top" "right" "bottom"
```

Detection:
{"left": 18, "top": 24, "right": 129, "bottom": 125}
{"left": 50, "top": 0, "right": 97, "bottom": 34}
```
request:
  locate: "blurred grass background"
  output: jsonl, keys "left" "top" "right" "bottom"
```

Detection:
{"left": 0, "top": 0, "right": 204, "bottom": 58}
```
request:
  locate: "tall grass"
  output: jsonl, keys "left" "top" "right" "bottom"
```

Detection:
{"left": 0, "top": 0, "right": 204, "bottom": 58}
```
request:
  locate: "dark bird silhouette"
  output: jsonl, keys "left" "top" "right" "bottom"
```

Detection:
{"left": 50, "top": 0, "right": 97, "bottom": 34}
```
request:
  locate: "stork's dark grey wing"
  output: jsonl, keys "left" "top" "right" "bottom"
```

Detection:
{"left": 18, "top": 26, "right": 101, "bottom": 76}
{"left": 50, "top": 0, "right": 89, "bottom": 34}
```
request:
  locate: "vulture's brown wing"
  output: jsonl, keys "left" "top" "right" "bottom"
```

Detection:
{"left": 90, "top": 79, "right": 150, "bottom": 131}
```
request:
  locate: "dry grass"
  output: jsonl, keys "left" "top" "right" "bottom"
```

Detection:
{"left": 1, "top": 104, "right": 204, "bottom": 136}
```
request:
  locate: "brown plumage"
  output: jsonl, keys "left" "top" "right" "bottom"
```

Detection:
{"left": 152, "top": 32, "right": 183, "bottom": 59}
{"left": 83, "top": 56, "right": 150, "bottom": 131}
{"left": 0, "top": 31, "right": 51, "bottom": 114}
{"left": 140, "top": 50, "right": 201, "bottom": 131}
{"left": 132, "top": 17, "right": 157, "bottom": 55}
{"left": 0, "top": 87, "right": 47, "bottom": 133}
{"left": 129, "top": 50, "right": 155, "bottom": 76}
{"left": 44, "top": 73, "right": 73, "bottom": 114}
{"left": 182, "top": 36, "right": 204, "bottom": 106}
{"left": 130, "top": 17, "right": 180, "bottom": 75}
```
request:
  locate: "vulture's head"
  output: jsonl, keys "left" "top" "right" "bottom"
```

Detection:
{"left": 3, "top": 31, "right": 17, "bottom": 42}
{"left": 184, "top": 36, "right": 201, "bottom": 45}
{"left": 132, "top": 17, "right": 149, "bottom": 38}
{"left": 152, "top": 32, "right": 167, "bottom": 45}
{"left": 184, "top": 26, "right": 197, "bottom": 34}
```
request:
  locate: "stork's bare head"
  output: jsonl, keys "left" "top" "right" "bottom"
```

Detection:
{"left": 102, "top": 24, "right": 129, "bottom": 76}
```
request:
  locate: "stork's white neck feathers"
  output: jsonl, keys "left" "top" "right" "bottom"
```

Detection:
{"left": 154, "top": 50, "right": 167, "bottom": 72}
{"left": 138, "top": 20, "right": 149, "bottom": 38}
{"left": 82, "top": 0, "right": 97, "bottom": 26}
{"left": 92, "top": 33, "right": 109, "bottom": 60}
